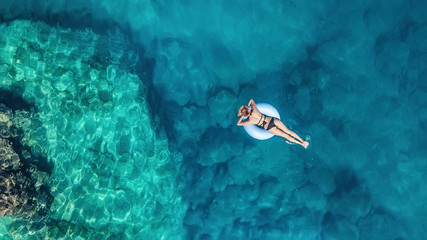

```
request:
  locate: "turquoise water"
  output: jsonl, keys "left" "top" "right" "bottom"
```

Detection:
{"left": 0, "top": 0, "right": 426, "bottom": 239}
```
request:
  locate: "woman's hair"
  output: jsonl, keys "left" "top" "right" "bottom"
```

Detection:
{"left": 237, "top": 105, "right": 250, "bottom": 117}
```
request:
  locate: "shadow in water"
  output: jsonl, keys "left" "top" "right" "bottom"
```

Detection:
{"left": 332, "top": 168, "right": 360, "bottom": 196}
{"left": 0, "top": 88, "right": 34, "bottom": 111}
{"left": 0, "top": 88, "right": 53, "bottom": 174}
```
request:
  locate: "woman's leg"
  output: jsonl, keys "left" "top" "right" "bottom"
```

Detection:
{"left": 274, "top": 119, "right": 306, "bottom": 144}
{"left": 268, "top": 128, "right": 306, "bottom": 147}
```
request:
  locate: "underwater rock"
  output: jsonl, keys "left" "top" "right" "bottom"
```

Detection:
{"left": 290, "top": 183, "right": 327, "bottom": 212}
{"left": 279, "top": 208, "right": 322, "bottom": 239}
{"left": 364, "top": 2, "right": 404, "bottom": 37}
{"left": 201, "top": 184, "right": 257, "bottom": 238}
{"left": 383, "top": 40, "right": 410, "bottom": 65}
{"left": 1, "top": 20, "right": 186, "bottom": 239}
{"left": 406, "top": 25, "right": 427, "bottom": 53}
{"left": 153, "top": 39, "right": 213, "bottom": 106}
{"left": 174, "top": 105, "right": 211, "bottom": 147}
{"left": 211, "top": 163, "right": 232, "bottom": 192}
{"left": 0, "top": 104, "right": 52, "bottom": 220}
{"left": 358, "top": 210, "right": 404, "bottom": 240}
{"left": 227, "top": 157, "right": 258, "bottom": 185}
{"left": 309, "top": 167, "right": 336, "bottom": 195}
{"left": 418, "top": 107, "right": 427, "bottom": 132}
{"left": 309, "top": 123, "right": 340, "bottom": 165}
{"left": 327, "top": 186, "right": 371, "bottom": 222}
{"left": 208, "top": 90, "right": 239, "bottom": 128}
{"left": 294, "top": 87, "right": 311, "bottom": 117}
{"left": 321, "top": 213, "right": 359, "bottom": 240}
{"left": 315, "top": 39, "right": 348, "bottom": 71}
{"left": 185, "top": 165, "right": 215, "bottom": 209}
{"left": 257, "top": 180, "right": 283, "bottom": 209}
{"left": 197, "top": 128, "right": 243, "bottom": 166}
{"left": 0, "top": 139, "right": 20, "bottom": 172}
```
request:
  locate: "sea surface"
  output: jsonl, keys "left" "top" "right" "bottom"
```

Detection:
{"left": 0, "top": 0, "right": 426, "bottom": 239}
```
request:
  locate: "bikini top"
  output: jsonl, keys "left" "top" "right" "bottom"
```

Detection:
{"left": 243, "top": 106, "right": 267, "bottom": 127}
{"left": 256, "top": 114, "right": 267, "bottom": 128}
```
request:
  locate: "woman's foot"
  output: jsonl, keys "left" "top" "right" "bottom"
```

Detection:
{"left": 303, "top": 141, "right": 309, "bottom": 149}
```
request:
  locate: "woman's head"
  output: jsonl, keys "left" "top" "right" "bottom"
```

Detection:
{"left": 237, "top": 105, "right": 250, "bottom": 117}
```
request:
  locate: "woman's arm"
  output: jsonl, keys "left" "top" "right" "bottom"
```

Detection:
{"left": 248, "top": 99, "right": 255, "bottom": 107}
{"left": 248, "top": 99, "right": 258, "bottom": 112}
{"left": 237, "top": 116, "right": 251, "bottom": 126}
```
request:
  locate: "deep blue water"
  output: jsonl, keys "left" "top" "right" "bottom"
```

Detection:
{"left": 0, "top": 0, "right": 427, "bottom": 239}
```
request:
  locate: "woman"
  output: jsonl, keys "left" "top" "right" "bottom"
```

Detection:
{"left": 237, "top": 99, "right": 309, "bottom": 149}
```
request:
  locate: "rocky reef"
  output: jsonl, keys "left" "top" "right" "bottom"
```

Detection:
{"left": 0, "top": 20, "right": 185, "bottom": 239}
{"left": 0, "top": 103, "right": 52, "bottom": 220}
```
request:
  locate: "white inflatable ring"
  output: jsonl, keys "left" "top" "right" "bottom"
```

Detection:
{"left": 243, "top": 103, "right": 281, "bottom": 140}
